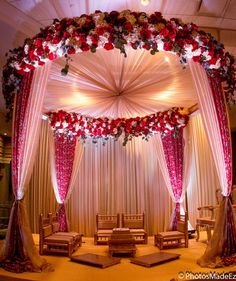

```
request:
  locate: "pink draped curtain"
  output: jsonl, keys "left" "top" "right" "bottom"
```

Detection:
{"left": 189, "top": 61, "right": 235, "bottom": 267}
{"left": 52, "top": 134, "right": 77, "bottom": 231}
{"left": 161, "top": 128, "right": 185, "bottom": 230}
{"left": 0, "top": 63, "right": 53, "bottom": 273}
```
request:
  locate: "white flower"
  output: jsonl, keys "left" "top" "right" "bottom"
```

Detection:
{"left": 192, "top": 48, "right": 202, "bottom": 57}
{"left": 86, "top": 36, "right": 93, "bottom": 45}
{"left": 202, "top": 51, "right": 211, "bottom": 61}
{"left": 58, "top": 129, "right": 64, "bottom": 133}
{"left": 62, "top": 121, "right": 68, "bottom": 128}
{"left": 24, "top": 45, "right": 29, "bottom": 54}
{"left": 56, "top": 48, "right": 64, "bottom": 57}
{"left": 55, "top": 121, "right": 61, "bottom": 127}
{"left": 209, "top": 58, "right": 221, "bottom": 69}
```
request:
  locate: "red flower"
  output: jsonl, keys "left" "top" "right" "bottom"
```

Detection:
{"left": 160, "top": 27, "right": 169, "bottom": 37}
{"left": 192, "top": 55, "right": 201, "bottom": 62}
{"left": 124, "top": 22, "right": 133, "bottom": 32}
{"left": 91, "top": 34, "right": 99, "bottom": 45}
{"left": 163, "top": 41, "right": 173, "bottom": 51}
{"left": 67, "top": 47, "right": 76, "bottom": 54}
{"left": 29, "top": 50, "right": 37, "bottom": 61}
{"left": 80, "top": 43, "right": 90, "bottom": 51}
{"left": 140, "top": 28, "right": 152, "bottom": 40}
{"left": 35, "top": 38, "right": 43, "bottom": 47}
{"left": 96, "top": 26, "right": 105, "bottom": 35}
{"left": 63, "top": 32, "right": 71, "bottom": 39}
{"left": 38, "top": 61, "right": 45, "bottom": 66}
{"left": 36, "top": 48, "right": 44, "bottom": 56}
{"left": 104, "top": 42, "right": 114, "bottom": 50}
{"left": 48, "top": 52, "right": 57, "bottom": 60}
{"left": 52, "top": 36, "right": 61, "bottom": 44}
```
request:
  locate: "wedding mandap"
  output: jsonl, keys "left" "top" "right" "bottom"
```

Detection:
{"left": 0, "top": 9, "right": 236, "bottom": 273}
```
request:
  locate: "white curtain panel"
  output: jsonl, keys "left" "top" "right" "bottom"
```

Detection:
{"left": 189, "top": 61, "right": 228, "bottom": 196}
{"left": 16, "top": 62, "right": 51, "bottom": 199}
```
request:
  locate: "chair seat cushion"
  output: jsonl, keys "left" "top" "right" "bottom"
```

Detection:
{"left": 97, "top": 230, "right": 113, "bottom": 234}
{"left": 196, "top": 218, "right": 215, "bottom": 224}
{"left": 129, "top": 229, "right": 146, "bottom": 234}
{"left": 44, "top": 234, "right": 73, "bottom": 243}
{"left": 157, "top": 231, "right": 184, "bottom": 238}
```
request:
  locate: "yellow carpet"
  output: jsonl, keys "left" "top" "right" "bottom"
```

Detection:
{"left": 0, "top": 233, "right": 236, "bottom": 281}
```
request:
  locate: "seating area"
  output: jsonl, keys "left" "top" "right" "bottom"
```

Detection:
{"left": 154, "top": 212, "right": 188, "bottom": 250}
{"left": 94, "top": 213, "right": 147, "bottom": 245}
{"left": 39, "top": 213, "right": 82, "bottom": 257}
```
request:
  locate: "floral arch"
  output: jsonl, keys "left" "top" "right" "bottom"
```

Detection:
{"left": 1, "top": 10, "right": 236, "bottom": 272}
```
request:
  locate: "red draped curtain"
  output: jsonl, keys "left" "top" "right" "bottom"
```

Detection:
{"left": 53, "top": 135, "right": 77, "bottom": 231}
{"left": 161, "top": 128, "right": 184, "bottom": 230}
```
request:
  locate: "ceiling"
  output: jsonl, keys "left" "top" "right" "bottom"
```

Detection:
{"left": 0, "top": 0, "right": 236, "bottom": 134}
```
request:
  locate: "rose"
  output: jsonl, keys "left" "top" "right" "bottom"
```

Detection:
{"left": 104, "top": 42, "right": 114, "bottom": 50}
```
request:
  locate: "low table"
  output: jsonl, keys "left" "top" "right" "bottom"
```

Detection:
{"left": 130, "top": 252, "right": 180, "bottom": 267}
{"left": 108, "top": 228, "right": 136, "bottom": 257}
{"left": 71, "top": 253, "right": 121, "bottom": 268}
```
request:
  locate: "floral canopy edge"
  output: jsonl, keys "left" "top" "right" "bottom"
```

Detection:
{"left": 48, "top": 107, "right": 189, "bottom": 145}
{"left": 2, "top": 9, "right": 236, "bottom": 120}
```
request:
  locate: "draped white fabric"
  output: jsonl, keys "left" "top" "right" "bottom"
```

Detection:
{"left": 189, "top": 61, "right": 228, "bottom": 196}
{"left": 16, "top": 63, "right": 51, "bottom": 199}
{"left": 43, "top": 49, "right": 198, "bottom": 117}
{"left": 1, "top": 63, "right": 52, "bottom": 271}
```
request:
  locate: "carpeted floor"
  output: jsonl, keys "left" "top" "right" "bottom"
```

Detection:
{"left": 0, "top": 233, "right": 236, "bottom": 281}
{"left": 0, "top": 276, "right": 35, "bottom": 281}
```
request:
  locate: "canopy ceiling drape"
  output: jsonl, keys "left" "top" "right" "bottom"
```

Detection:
{"left": 44, "top": 49, "right": 198, "bottom": 117}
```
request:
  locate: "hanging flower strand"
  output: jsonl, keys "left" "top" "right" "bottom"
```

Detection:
{"left": 48, "top": 107, "right": 189, "bottom": 145}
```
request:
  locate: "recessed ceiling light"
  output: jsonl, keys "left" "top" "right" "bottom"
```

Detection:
{"left": 140, "top": 0, "right": 150, "bottom": 6}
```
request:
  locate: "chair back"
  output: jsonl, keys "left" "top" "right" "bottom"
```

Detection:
{"left": 176, "top": 211, "right": 188, "bottom": 247}
{"left": 121, "top": 213, "right": 145, "bottom": 229}
{"left": 96, "top": 214, "right": 119, "bottom": 230}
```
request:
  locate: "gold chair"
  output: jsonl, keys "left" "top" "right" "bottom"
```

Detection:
{"left": 154, "top": 212, "right": 188, "bottom": 250}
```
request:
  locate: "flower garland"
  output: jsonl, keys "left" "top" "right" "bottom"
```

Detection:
{"left": 48, "top": 107, "right": 189, "bottom": 145}
{"left": 2, "top": 10, "right": 235, "bottom": 119}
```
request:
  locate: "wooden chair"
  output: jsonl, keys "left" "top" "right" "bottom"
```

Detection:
{"left": 195, "top": 205, "right": 218, "bottom": 242}
{"left": 94, "top": 214, "right": 120, "bottom": 245}
{"left": 154, "top": 212, "right": 188, "bottom": 250}
{"left": 49, "top": 212, "right": 82, "bottom": 247}
{"left": 39, "top": 213, "right": 80, "bottom": 257}
{"left": 121, "top": 213, "right": 148, "bottom": 244}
